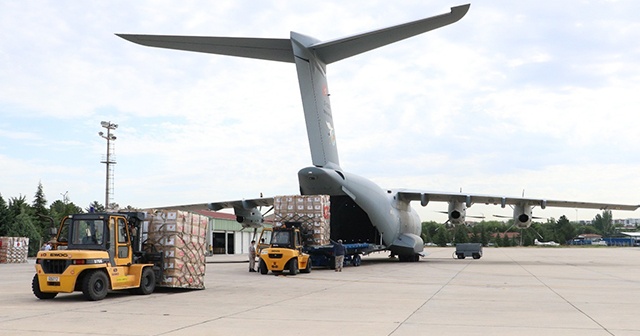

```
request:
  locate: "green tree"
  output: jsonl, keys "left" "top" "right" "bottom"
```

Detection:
{"left": 575, "top": 225, "right": 598, "bottom": 235}
{"left": 501, "top": 233, "right": 511, "bottom": 247}
{"left": 47, "top": 200, "right": 83, "bottom": 240}
{"left": 453, "top": 225, "right": 469, "bottom": 244}
{"left": 593, "top": 210, "right": 614, "bottom": 236}
{"left": 480, "top": 224, "right": 489, "bottom": 246}
{"left": 7, "top": 196, "right": 41, "bottom": 256}
{"left": 86, "top": 201, "right": 105, "bottom": 213}
{"left": 0, "top": 194, "right": 11, "bottom": 236}
{"left": 421, "top": 221, "right": 440, "bottom": 244}
{"left": 555, "top": 215, "right": 575, "bottom": 244}
{"left": 32, "top": 182, "right": 50, "bottom": 242}
{"left": 434, "top": 226, "right": 450, "bottom": 247}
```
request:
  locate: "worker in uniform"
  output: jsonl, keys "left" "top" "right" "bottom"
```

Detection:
{"left": 249, "top": 240, "right": 257, "bottom": 272}
{"left": 333, "top": 239, "right": 346, "bottom": 272}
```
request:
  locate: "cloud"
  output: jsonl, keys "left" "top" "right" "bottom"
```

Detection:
{"left": 0, "top": 1, "right": 638, "bottom": 222}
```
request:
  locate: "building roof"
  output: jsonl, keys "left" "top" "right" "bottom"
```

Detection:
{"left": 620, "top": 232, "right": 640, "bottom": 237}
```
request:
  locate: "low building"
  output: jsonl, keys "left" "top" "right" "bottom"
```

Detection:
{"left": 193, "top": 210, "right": 271, "bottom": 256}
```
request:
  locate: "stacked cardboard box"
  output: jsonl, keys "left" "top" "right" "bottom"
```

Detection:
{"left": 141, "top": 210, "right": 207, "bottom": 289}
{"left": 274, "top": 195, "right": 331, "bottom": 246}
{"left": 0, "top": 237, "right": 29, "bottom": 263}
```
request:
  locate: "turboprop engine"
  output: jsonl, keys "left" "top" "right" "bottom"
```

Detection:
{"left": 209, "top": 199, "right": 271, "bottom": 229}
{"left": 447, "top": 200, "right": 467, "bottom": 225}
{"left": 496, "top": 202, "right": 544, "bottom": 228}
{"left": 234, "top": 207, "right": 265, "bottom": 228}
{"left": 440, "top": 198, "right": 484, "bottom": 225}
{"left": 513, "top": 203, "right": 533, "bottom": 228}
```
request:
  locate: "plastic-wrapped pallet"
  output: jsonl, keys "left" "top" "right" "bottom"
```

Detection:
{"left": 0, "top": 237, "right": 29, "bottom": 263}
{"left": 140, "top": 210, "right": 207, "bottom": 289}
{"left": 273, "top": 195, "right": 331, "bottom": 246}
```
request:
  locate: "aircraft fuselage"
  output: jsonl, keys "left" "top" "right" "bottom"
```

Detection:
{"left": 298, "top": 166, "right": 423, "bottom": 256}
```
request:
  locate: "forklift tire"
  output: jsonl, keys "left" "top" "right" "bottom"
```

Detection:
{"left": 82, "top": 270, "right": 109, "bottom": 301}
{"left": 32, "top": 274, "right": 57, "bottom": 300}
{"left": 288, "top": 258, "right": 298, "bottom": 275}
{"left": 135, "top": 267, "right": 156, "bottom": 295}
{"left": 259, "top": 259, "right": 268, "bottom": 275}
{"left": 300, "top": 258, "right": 312, "bottom": 273}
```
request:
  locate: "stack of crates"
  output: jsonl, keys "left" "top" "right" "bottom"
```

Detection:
{"left": 274, "top": 195, "right": 331, "bottom": 246}
{"left": 0, "top": 237, "right": 29, "bottom": 263}
{"left": 141, "top": 210, "right": 207, "bottom": 289}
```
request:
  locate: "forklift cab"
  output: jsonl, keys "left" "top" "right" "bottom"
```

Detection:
{"left": 58, "top": 213, "right": 140, "bottom": 266}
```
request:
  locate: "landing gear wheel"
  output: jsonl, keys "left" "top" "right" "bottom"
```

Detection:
{"left": 82, "top": 270, "right": 109, "bottom": 301}
{"left": 32, "top": 274, "right": 57, "bottom": 300}
{"left": 351, "top": 254, "right": 362, "bottom": 266}
{"left": 288, "top": 258, "right": 299, "bottom": 275}
{"left": 135, "top": 267, "right": 156, "bottom": 295}
{"left": 259, "top": 259, "right": 268, "bottom": 275}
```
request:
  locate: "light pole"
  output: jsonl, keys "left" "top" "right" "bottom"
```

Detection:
{"left": 99, "top": 121, "right": 117, "bottom": 210}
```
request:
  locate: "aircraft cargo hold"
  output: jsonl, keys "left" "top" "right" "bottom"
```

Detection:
{"left": 257, "top": 195, "right": 381, "bottom": 274}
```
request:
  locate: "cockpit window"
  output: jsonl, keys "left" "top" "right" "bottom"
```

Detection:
{"left": 271, "top": 231, "right": 292, "bottom": 247}
{"left": 72, "top": 219, "right": 105, "bottom": 245}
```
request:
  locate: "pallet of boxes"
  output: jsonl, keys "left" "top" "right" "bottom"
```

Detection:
{"left": 141, "top": 210, "right": 207, "bottom": 289}
{"left": 274, "top": 195, "right": 331, "bottom": 246}
{"left": 0, "top": 237, "right": 29, "bottom": 264}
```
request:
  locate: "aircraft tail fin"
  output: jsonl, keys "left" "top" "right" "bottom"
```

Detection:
{"left": 117, "top": 4, "right": 470, "bottom": 169}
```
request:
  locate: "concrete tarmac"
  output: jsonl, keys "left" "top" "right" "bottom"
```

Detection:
{"left": 2, "top": 247, "right": 640, "bottom": 336}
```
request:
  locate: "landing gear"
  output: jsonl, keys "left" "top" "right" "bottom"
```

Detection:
{"left": 398, "top": 254, "right": 420, "bottom": 262}
{"left": 351, "top": 254, "right": 362, "bottom": 266}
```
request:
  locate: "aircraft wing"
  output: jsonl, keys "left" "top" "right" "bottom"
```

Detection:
{"left": 396, "top": 190, "right": 639, "bottom": 211}
{"left": 152, "top": 197, "right": 275, "bottom": 212}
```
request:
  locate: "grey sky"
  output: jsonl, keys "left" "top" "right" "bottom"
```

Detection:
{"left": 1, "top": 1, "right": 638, "bottom": 222}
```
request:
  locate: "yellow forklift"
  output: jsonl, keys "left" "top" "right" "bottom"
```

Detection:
{"left": 257, "top": 222, "right": 311, "bottom": 275}
{"left": 32, "top": 212, "right": 163, "bottom": 301}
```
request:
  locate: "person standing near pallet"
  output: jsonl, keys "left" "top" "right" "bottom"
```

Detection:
{"left": 333, "top": 239, "right": 346, "bottom": 272}
{"left": 249, "top": 240, "right": 257, "bottom": 272}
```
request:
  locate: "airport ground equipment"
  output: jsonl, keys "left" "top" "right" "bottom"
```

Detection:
{"left": 257, "top": 222, "right": 379, "bottom": 274}
{"left": 32, "top": 212, "right": 163, "bottom": 301}
{"left": 257, "top": 223, "right": 312, "bottom": 275}
{"left": 454, "top": 243, "right": 482, "bottom": 259}
{"left": 305, "top": 243, "right": 375, "bottom": 268}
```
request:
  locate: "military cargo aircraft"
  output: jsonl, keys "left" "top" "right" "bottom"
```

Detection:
{"left": 118, "top": 4, "right": 638, "bottom": 261}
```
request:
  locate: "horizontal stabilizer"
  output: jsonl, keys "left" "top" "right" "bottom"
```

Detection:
{"left": 311, "top": 4, "right": 470, "bottom": 64}
{"left": 116, "top": 34, "right": 294, "bottom": 63}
